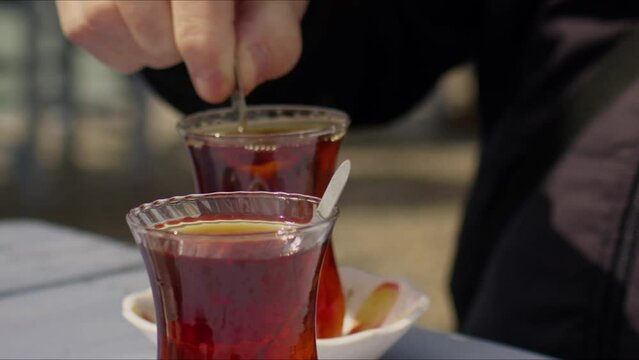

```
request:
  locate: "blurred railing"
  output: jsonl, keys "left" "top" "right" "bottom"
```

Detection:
{"left": 3, "top": 1, "right": 149, "bottom": 211}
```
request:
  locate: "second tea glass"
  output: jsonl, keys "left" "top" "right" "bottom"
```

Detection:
{"left": 177, "top": 105, "right": 349, "bottom": 338}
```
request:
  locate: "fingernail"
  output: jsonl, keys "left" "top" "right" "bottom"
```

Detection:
{"left": 193, "top": 70, "right": 227, "bottom": 103}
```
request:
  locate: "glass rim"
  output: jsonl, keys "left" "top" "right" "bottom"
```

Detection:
{"left": 126, "top": 191, "right": 339, "bottom": 243}
{"left": 177, "top": 104, "right": 350, "bottom": 144}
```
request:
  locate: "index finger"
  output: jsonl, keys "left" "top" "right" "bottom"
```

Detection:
{"left": 172, "top": 0, "right": 235, "bottom": 103}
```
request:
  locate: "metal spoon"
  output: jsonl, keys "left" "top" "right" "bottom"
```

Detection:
{"left": 231, "top": 65, "right": 247, "bottom": 133}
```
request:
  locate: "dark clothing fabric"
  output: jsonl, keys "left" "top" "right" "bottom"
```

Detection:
{"left": 142, "top": 0, "right": 639, "bottom": 358}
{"left": 143, "top": 1, "right": 474, "bottom": 124}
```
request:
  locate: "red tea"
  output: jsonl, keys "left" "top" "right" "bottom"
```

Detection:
{"left": 183, "top": 118, "right": 346, "bottom": 338}
{"left": 185, "top": 120, "right": 342, "bottom": 196}
{"left": 141, "top": 220, "right": 326, "bottom": 359}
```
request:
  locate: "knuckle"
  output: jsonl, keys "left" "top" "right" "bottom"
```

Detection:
{"left": 121, "top": 64, "right": 144, "bottom": 74}
{"left": 91, "top": 55, "right": 143, "bottom": 77}
{"left": 126, "top": 15, "right": 159, "bottom": 41}
{"left": 145, "top": 54, "right": 181, "bottom": 70}
{"left": 176, "top": 34, "right": 217, "bottom": 64}
{"left": 175, "top": 38, "right": 202, "bottom": 62}
{"left": 83, "top": 1, "right": 119, "bottom": 32}
{"left": 93, "top": 54, "right": 142, "bottom": 74}
{"left": 141, "top": 39, "right": 179, "bottom": 60}
{"left": 174, "top": 26, "right": 200, "bottom": 53}
{"left": 62, "top": 23, "right": 93, "bottom": 47}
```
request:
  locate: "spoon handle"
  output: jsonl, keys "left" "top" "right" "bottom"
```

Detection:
{"left": 314, "top": 160, "right": 351, "bottom": 222}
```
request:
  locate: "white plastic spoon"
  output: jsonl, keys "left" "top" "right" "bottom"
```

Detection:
{"left": 312, "top": 160, "right": 351, "bottom": 223}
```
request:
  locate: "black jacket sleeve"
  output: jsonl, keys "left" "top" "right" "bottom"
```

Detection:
{"left": 141, "top": 0, "right": 478, "bottom": 127}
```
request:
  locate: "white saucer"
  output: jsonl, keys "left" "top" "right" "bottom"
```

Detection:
{"left": 122, "top": 266, "right": 429, "bottom": 359}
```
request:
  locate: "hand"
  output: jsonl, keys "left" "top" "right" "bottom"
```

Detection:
{"left": 55, "top": 0, "right": 308, "bottom": 103}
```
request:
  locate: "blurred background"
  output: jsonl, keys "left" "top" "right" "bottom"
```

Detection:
{"left": 0, "top": 1, "right": 478, "bottom": 332}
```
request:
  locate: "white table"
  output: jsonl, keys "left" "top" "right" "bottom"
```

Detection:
{"left": 0, "top": 219, "right": 545, "bottom": 359}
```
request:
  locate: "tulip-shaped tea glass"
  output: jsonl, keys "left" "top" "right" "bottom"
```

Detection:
{"left": 127, "top": 192, "right": 338, "bottom": 359}
{"left": 178, "top": 106, "right": 349, "bottom": 338}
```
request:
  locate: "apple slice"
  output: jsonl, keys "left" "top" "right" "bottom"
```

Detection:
{"left": 349, "top": 282, "right": 400, "bottom": 334}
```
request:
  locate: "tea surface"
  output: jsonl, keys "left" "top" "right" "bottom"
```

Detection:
{"left": 169, "top": 220, "right": 286, "bottom": 235}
